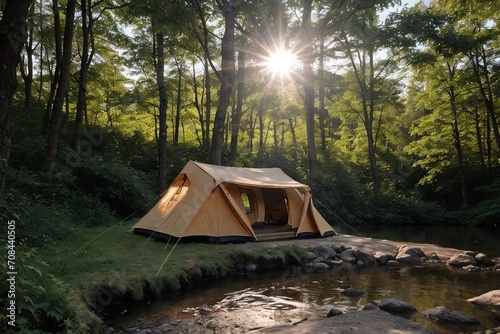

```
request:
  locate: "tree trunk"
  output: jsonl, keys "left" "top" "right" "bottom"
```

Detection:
{"left": 44, "top": 0, "right": 76, "bottom": 177}
{"left": 448, "top": 70, "right": 468, "bottom": 207}
{"left": 228, "top": 51, "right": 245, "bottom": 166}
{"left": 20, "top": 3, "right": 35, "bottom": 109}
{"left": 192, "top": 62, "right": 205, "bottom": 149}
{"left": 209, "top": 0, "right": 236, "bottom": 165}
{"left": 44, "top": 0, "right": 63, "bottom": 134}
{"left": 72, "top": 0, "right": 95, "bottom": 153}
{"left": 470, "top": 49, "right": 500, "bottom": 154}
{"left": 0, "top": 0, "right": 34, "bottom": 195}
{"left": 155, "top": 27, "right": 168, "bottom": 191}
{"left": 204, "top": 55, "right": 211, "bottom": 151}
{"left": 301, "top": 0, "right": 318, "bottom": 179}
{"left": 174, "top": 62, "right": 182, "bottom": 145}
{"left": 318, "top": 36, "right": 327, "bottom": 152}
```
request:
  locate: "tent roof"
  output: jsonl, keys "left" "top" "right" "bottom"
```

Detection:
{"left": 190, "top": 161, "right": 310, "bottom": 190}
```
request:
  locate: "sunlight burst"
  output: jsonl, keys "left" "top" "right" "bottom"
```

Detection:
{"left": 262, "top": 48, "right": 299, "bottom": 81}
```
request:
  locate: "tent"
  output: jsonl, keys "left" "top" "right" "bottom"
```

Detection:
{"left": 132, "top": 160, "right": 336, "bottom": 243}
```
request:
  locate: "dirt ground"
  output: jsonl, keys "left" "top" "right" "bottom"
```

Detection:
{"left": 244, "top": 233, "right": 470, "bottom": 261}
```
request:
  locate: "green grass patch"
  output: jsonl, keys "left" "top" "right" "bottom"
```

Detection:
{"left": 21, "top": 220, "right": 310, "bottom": 333}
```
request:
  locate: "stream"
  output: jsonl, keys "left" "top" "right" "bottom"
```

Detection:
{"left": 105, "top": 225, "right": 500, "bottom": 333}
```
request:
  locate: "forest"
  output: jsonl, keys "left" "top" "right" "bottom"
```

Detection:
{"left": 0, "top": 0, "right": 499, "bottom": 331}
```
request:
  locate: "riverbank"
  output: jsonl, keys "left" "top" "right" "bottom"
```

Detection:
{"left": 34, "top": 221, "right": 500, "bottom": 333}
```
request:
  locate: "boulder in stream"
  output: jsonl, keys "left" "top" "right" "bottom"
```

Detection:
{"left": 422, "top": 306, "right": 480, "bottom": 324}
{"left": 447, "top": 253, "right": 478, "bottom": 267}
{"left": 378, "top": 298, "right": 417, "bottom": 313}
{"left": 313, "top": 244, "right": 337, "bottom": 259}
{"left": 468, "top": 290, "right": 500, "bottom": 308}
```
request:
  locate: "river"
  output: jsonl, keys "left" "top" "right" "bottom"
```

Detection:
{"left": 105, "top": 225, "right": 500, "bottom": 333}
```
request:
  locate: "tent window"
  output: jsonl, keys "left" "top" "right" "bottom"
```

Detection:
{"left": 241, "top": 192, "right": 254, "bottom": 214}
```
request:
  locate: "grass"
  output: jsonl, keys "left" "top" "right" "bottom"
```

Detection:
{"left": 34, "top": 220, "right": 309, "bottom": 333}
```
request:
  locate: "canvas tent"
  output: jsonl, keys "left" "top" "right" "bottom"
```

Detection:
{"left": 132, "top": 160, "right": 335, "bottom": 242}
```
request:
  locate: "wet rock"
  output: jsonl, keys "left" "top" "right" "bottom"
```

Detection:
{"left": 313, "top": 244, "right": 337, "bottom": 259}
{"left": 476, "top": 253, "right": 495, "bottom": 266}
{"left": 313, "top": 262, "right": 330, "bottom": 272}
{"left": 343, "top": 287, "right": 365, "bottom": 297}
{"left": 378, "top": 298, "right": 417, "bottom": 313}
{"left": 468, "top": 289, "right": 500, "bottom": 307}
{"left": 355, "top": 249, "right": 377, "bottom": 265}
{"left": 386, "top": 260, "right": 405, "bottom": 268}
{"left": 447, "top": 253, "right": 478, "bottom": 267}
{"left": 341, "top": 249, "right": 358, "bottom": 263}
{"left": 327, "top": 307, "right": 343, "bottom": 317}
{"left": 356, "top": 260, "right": 364, "bottom": 266}
{"left": 373, "top": 251, "right": 395, "bottom": 265}
{"left": 429, "top": 253, "right": 441, "bottom": 263}
{"left": 423, "top": 306, "right": 480, "bottom": 324}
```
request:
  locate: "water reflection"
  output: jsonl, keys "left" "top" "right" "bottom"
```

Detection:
{"left": 335, "top": 224, "right": 500, "bottom": 257}
{"left": 105, "top": 264, "right": 500, "bottom": 334}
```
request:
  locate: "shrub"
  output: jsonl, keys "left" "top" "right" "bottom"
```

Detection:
{"left": 73, "top": 155, "right": 155, "bottom": 216}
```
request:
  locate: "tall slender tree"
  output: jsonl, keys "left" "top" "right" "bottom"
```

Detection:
{"left": 44, "top": 0, "right": 76, "bottom": 177}
{"left": 210, "top": 0, "right": 236, "bottom": 165}
{"left": 0, "top": 0, "right": 35, "bottom": 195}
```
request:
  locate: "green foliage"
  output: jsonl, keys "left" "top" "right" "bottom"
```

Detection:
{"left": 465, "top": 178, "right": 500, "bottom": 225}
{"left": 0, "top": 243, "right": 101, "bottom": 334}
{"left": 73, "top": 155, "right": 155, "bottom": 216}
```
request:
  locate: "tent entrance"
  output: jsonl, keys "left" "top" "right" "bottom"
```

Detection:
{"left": 262, "top": 188, "right": 289, "bottom": 226}
{"left": 250, "top": 188, "right": 296, "bottom": 240}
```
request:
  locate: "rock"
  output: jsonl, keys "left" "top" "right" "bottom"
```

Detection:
{"left": 378, "top": 298, "right": 417, "bottom": 313}
{"left": 355, "top": 249, "right": 377, "bottom": 265}
{"left": 306, "top": 252, "right": 317, "bottom": 261}
{"left": 396, "top": 246, "right": 424, "bottom": 264}
{"left": 330, "top": 243, "right": 342, "bottom": 253}
{"left": 313, "top": 244, "right": 337, "bottom": 259}
{"left": 398, "top": 245, "right": 419, "bottom": 257}
{"left": 373, "top": 251, "right": 395, "bottom": 265}
{"left": 429, "top": 253, "right": 441, "bottom": 263}
{"left": 321, "top": 259, "right": 343, "bottom": 267}
{"left": 476, "top": 253, "right": 495, "bottom": 266}
{"left": 343, "top": 288, "right": 365, "bottom": 297}
{"left": 340, "top": 245, "right": 353, "bottom": 252}
{"left": 463, "top": 264, "right": 481, "bottom": 272}
{"left": 468, "top": 290, "right": 500, "bottom": 307}
{"left": 447, "top": 254, "right": 478, "bottom": 267}
{"left": 313, "top": 262, "right": 330, "bottom": 272}
{"left": 422, "top": 306, "right": 480, "bottom": 324}
{"left": 361, "top": 303, "right": 378, "bottom": 310}
{"left": 396, "top": 252, "right": 423, "bottom": 264}
{"left": 356, "top": 260, "right": 364, "bottom": 266}
{"left": 385, "top": 260, "right": 405, "bottom": 268}
{"left": 327, "top": 307, "right": 343, "bottom": 317}
{"left": 340, "top": 249, "right": 358, "bottom": 263}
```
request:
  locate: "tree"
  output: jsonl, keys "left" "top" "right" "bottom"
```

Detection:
{"left": 0, "top": 0, "right": 35, "bottom": 195}
{"left": 209, "top": 0, "right": 236, "bottom": 165}
{"left": 44, "top": 0, "right": 76, "bottom": 177}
